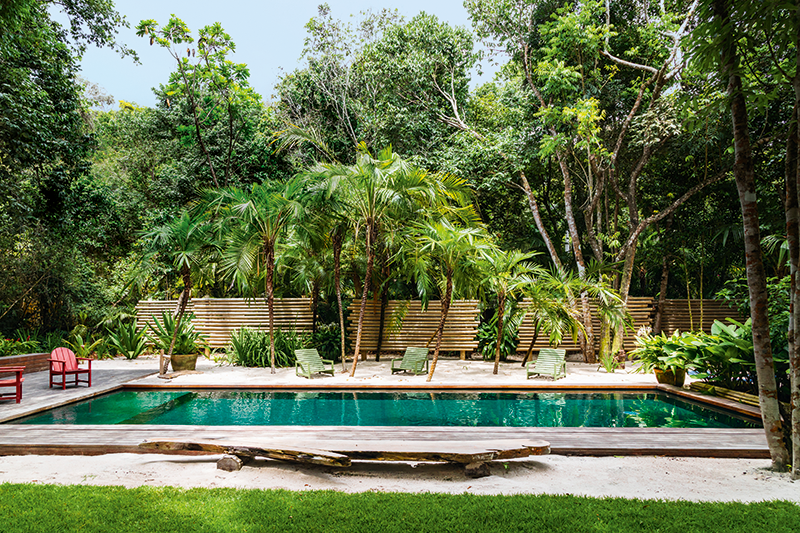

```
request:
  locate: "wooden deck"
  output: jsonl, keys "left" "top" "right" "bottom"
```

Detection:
{"left": 0, "top": 425, "right": 769, "bottom": 459}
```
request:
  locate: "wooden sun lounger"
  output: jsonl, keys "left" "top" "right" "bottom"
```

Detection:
{"left": 526, "top": 348, "right": 567, "bottom": 380}
{"left": 295, "top": 349, "right": 335, "bottom": 379}
{"left": 390, "top": 347, "right": 430, "bottom": 375}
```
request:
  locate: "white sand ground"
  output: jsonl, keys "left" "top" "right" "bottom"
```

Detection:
{"left": 1, "top": 356, "right": 798, "bottom": 502}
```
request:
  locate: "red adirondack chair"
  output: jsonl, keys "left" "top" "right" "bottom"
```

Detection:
{"left": 49, "top": 347, "right": 92, "bottom": 389}
{"left": 0, "top": 366, "right": 25, "bottom": 403}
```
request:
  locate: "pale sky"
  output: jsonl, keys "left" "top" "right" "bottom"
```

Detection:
{"left": 67, "top": 0, "right": 495, "bottom": 108}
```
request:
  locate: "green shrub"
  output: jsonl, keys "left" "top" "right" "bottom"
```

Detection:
{"left": 148, "top": 311, "right": 206, "bottom": 355}
{"left": 630, "top": 329, "right": 701, "bottom": 373}
{"left": 107, "top": 318, "right": 148, "bottom": 360}
{"left": 631, "top": 319, "right": 788, "bottom": 394}
{"left": 312, "top": 323, "right": 344, "bottom": 362}
{"left": 0, "top": 337, "right": 39, "bottom": 357}
{"left": 41, "top": 331, "right": 68, "bottom": 353}
{"left": 228, "top": 327, "right": 309, "bottom": 368}
{"left": 476, "top": 302, "right": 524, "bottom": 361}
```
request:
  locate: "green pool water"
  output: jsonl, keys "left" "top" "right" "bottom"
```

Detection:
{"left": 10, "top": 390, "right": 760, "bottom": 428}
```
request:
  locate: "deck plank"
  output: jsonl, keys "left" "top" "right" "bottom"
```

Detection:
{"left": 0, "top": 425, "right": 769, "bottom": 459}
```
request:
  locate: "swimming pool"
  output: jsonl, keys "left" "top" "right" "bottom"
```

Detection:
{"left": 10, "top": 389, "right": 760, "bottom": 428}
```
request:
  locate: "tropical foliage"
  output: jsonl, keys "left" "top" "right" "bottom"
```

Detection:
{"left": 3, "top": 0, "right": 800, "bottom": 473}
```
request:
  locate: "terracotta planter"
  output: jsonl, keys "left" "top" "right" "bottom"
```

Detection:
{"left": 170, "top": 353, "right": 198, "bottom": 372}
{"left": 654, "top": 367, "right": 686, "bottom": 387}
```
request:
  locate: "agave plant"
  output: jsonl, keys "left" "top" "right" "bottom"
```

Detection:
{"left": 107, "top": 319, "right": 148, "bottom": 360}
{"left": 148, "top": 311, "right": 206, "bottom": 355}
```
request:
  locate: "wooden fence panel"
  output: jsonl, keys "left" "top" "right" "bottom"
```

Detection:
{"left": 346, "top": 300, "right": 480, "bottom": 353}
{"left": 135, "top": 298, "right": 314, "bottom": 348}
{"left": 657, "top": 299, "right": 742, "bottom": 335}
{"left": 516, "top": 297, "right": 654, "bottom": 354}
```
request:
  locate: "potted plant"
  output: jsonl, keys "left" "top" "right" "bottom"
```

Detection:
{"left": 148, "top": 311, "right": 207, "bottom": 371}
{"left": 630, "top": 328, "right": 698, "bottom": 387}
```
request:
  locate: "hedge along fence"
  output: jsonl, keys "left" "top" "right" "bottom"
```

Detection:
{"left": 655, "top": 299, "right": 742, "bottom": 336}
{"left": 516, "top": 297, "right": 655, "bottom": 354}
{"left": 346, "top": 300, "right": 480, "bottom": 357}
{"left": 134, "top": 298, "right": 314, "bottom": 349}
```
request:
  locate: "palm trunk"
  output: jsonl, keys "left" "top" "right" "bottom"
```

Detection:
{"left": 427, "top": 272, "right": 453, "bottom": 382}
{"left": 332, "top": 231, "right": 347, "bottom": 371}
{"left": 311, "top": 281, "right": 320, "bottom": 335}
{"left": 350, "top": 221, "right": 374, "bottom": 377}
{"left": 375, "top": 248, "right": 389, "bottom": 362}
{"left": 715, "top": 0, "right": 789, "bottom": 470}
{"left": 493, "top": 292, "right": 506, "bottom": 375}
{"left": 521, "top": 318, "right": 540, "bottom": 366}
{"left": 266, "top": 242, "right": 276, "bottom": 374}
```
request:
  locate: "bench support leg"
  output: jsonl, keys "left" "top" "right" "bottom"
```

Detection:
{"left": 217, "top": 455, "right": 251, "bottom": 472}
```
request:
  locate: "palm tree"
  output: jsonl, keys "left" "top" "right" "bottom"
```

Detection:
{"left": 401, "top": 218, "right": 488, "bottom": 381}
{"left": 480, "top": 249, "right": 539, "bottom": 375}
{"left": 316, "top": 144, "right": 474, "bottom": 377}
{"left": 295, "top": 167, "right": 355, "bottom": 370}
{"left": 204, "top": 179, "right": 304, "bottom": 373}
{"left": 143, "top": 210, "right": 210, "bottom": 375}
{"left": 518, "top": 269, "right": 584, "bottom": 366}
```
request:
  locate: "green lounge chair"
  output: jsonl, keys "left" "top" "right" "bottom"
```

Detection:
{"left": 526, "top": 348, "right": 567, "bottom": 380}
{"left": 390, "top": 347, "right": 430, "bottom": 375}
{"left": 295, "top": 349, "right": 335, "bottom": 379}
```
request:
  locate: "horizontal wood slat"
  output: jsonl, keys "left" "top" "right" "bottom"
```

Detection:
{"left": 135, "top": 298, "right": 314, "bottom": 348}
{"left": 346, "top": 300, "right": 480, "bottom": 352}
{"left": 657, "top": 299, "right": 742, "bottom": 335}
{"left": 516, "top": 297, "right": 654, "bottom": 353}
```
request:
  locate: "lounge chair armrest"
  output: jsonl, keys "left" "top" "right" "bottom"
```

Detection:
{"left": 48, "top": 359, "right": 66, "bottom": 370}
{"left": 0, "top": 366, "right": 25, "bottom": 372}
{"left": 296, "top": 361, "right": 309, "bottom": 377}
{"left": 322, "top": 359, "right": 334, "bottom": 366}
{"left": 77, "top": 357, "right": 92, "bottom": 368}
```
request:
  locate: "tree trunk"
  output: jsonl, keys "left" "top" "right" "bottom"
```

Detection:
{"left": 493, "top": 292, "right": 506, "bottom": 375}
{"left": 266, "top": 242, "right": 276, "bottom": 374}
{"left": 332, "top": 231, "right": 347, "bottom": 371}
{"left": 520, "top": 171, "right": 562, "bottom": 269}
{"left": 715, "top": 0, "right": 789, "bottom": 470}
{"left": 350, "top": 221, "right": 374, "bottom": 377}
{"left": 563, "top": 165, "right": 595, "bottom": 363}
{"left": 653, "top": 255, "right": 670, "bottom": 334}
{"left": 427, "top": 272, "right": 453, "bottom": 382}
{"left": 787, "top": 71, "right": 800, "bottom": 479}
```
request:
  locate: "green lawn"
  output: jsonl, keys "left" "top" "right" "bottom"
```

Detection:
{"left": 1, "top": 483, "right": 797, "bottom": 533}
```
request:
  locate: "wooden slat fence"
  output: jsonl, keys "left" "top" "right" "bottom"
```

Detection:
{"left": 346, "top": 300, "right": 480, "bottom": 354}
{"left": 656, "top": 299, "right": 742, "bottom": 335}
{"left": 134, "top": 297, "right": 741, "bottom": 353}
{"left": 135, "top": 298, "right": 314, "bottom": 348}
{"left": 516, "top": 297, "right": 654, "bottom": 354}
